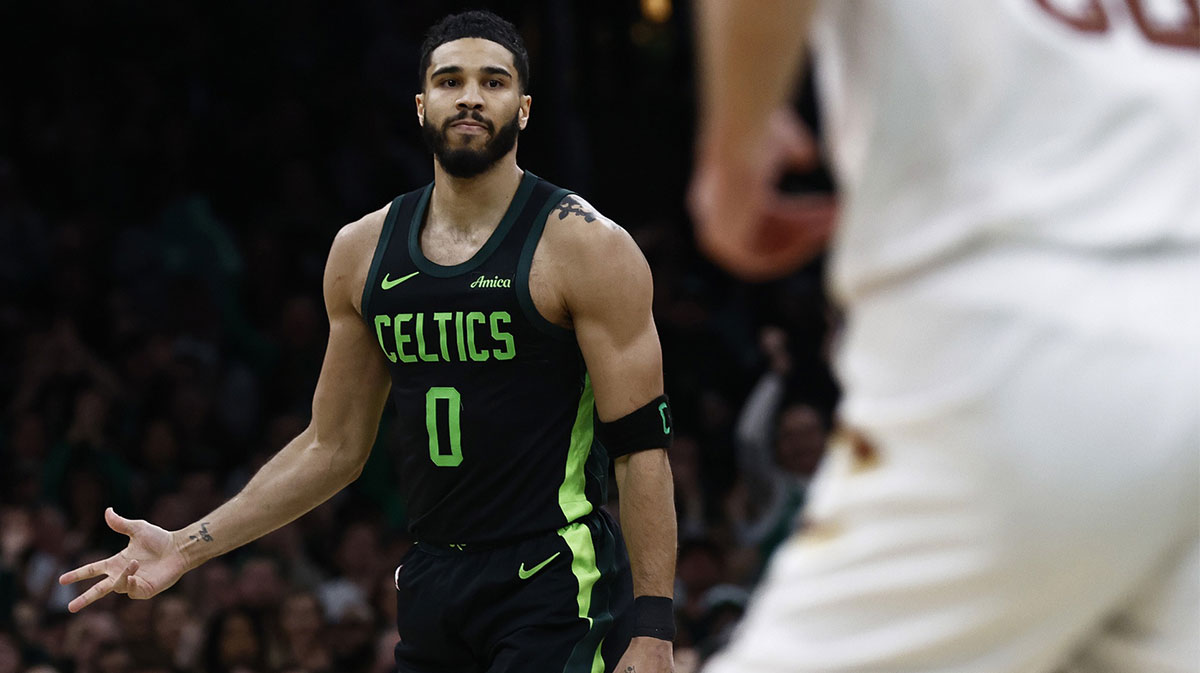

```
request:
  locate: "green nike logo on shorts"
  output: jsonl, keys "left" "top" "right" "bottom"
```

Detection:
{"left": 518, "top": 551, "right": 561, "bottom": 579}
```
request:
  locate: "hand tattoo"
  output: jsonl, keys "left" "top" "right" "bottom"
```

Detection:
{"left": 189, "top": 522, "right": 213, "bottom": 543}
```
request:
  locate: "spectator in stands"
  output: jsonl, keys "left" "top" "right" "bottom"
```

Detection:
{"left": 276, "top": 591, "right": 332, "bottom": 673}
{"left": 731, "top": 326, "right": 829, "bottom": 574}
{"left": 201, "top": 607, "right": 270, "bottom": 673}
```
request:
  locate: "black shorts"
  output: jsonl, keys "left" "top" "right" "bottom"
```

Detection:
{"left": 393, "top": 509, "right": 634, "bottom": 673}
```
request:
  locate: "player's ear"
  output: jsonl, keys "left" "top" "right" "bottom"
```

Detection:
{"left": 519, "top": 95, "right": 531, "bottom": 130}
{"left": 415, "top": 93, "right": 425, "bottom": 127}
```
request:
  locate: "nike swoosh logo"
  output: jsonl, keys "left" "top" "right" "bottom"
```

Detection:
{"left": 518, "top": 551, "right": 561, "bottom": 580}
{"left": 381, "top": 271, "right": 419, "bottom": 290}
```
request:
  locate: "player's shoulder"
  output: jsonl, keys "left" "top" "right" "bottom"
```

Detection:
{"left": 539, "top": 192, "right": 652, "bottom": 309}
{"left": 541, "top": 193, "right": 647, "bottom": 274}
{"left": 332, "top": 202, "right": 391, "bottom": 260}
{"left": 324, "top": 202, "right": 392, "bottom": 307}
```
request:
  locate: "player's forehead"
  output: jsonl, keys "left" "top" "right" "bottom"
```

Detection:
{"left": 426, "top": 38, "right": 517, "bottom": 80}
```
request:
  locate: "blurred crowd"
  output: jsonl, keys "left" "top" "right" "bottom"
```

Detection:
{"left": 1, "top": 2, "right": 839, "bottom": 672}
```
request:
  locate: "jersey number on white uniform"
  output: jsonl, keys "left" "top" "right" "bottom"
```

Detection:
{"left": 1034, "top": 0, "right": 1200, "bottom": 49}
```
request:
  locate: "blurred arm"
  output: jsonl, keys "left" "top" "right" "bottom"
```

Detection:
{"left": 690, "top": 0, "right": 834, "bottom": 280}
{"left": 695, "top": 0, "right": 817, "bottom": 153}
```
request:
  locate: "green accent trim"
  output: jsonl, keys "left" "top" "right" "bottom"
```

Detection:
{"left": 361, "top": 193, "right": 405, "bottom": 322}
{"left": 516, "top": 188, "right": 575, "bottom": 341}
{"left": 407, "top": 171, "right": 538, "bottom": 278}
{"left": 559, "top": 521, "right": 604, "bottom": 673}
{"left": 558, "top": 376, "right": 595, "bottom": 522}
{"left": 590, "top": 639, "right": 605, "bottom": 673}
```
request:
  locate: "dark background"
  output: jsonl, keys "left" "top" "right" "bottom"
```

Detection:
{"left": 0, "top": 2, "right": 838, "bottom": 672}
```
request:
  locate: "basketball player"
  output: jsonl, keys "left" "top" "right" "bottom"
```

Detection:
{"left": 691, "top": 1, "right": 1199, "bottom": 672}
{"left": 60, "top": 12, "right": 677, "bottom": 673}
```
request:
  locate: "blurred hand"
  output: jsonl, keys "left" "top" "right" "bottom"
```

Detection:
{"left": 58, "top": 507, "right": 190, "bottom": 612}
{"left": 612, "top": 636, "right": 674, "bottom": 673}
{"left": 690, "top": 107, "right": 837, "bottom": 281}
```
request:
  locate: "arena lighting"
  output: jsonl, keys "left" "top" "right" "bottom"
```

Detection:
{"left": 641, "top": 0, "right": 672, "bottom": 23}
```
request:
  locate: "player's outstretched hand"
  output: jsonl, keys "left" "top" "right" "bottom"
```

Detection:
{"left": 58, "top": 507, "right": 190, "bottom": 613}
{"left": 690, "top": 107, "right": 837, "bottom": 281}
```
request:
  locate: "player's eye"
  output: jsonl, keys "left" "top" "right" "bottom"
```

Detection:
{"left": 486, "top": 79, "right": 503, "bottom": 88}
{"left": 441, "top": 79, "right": 458, "bottom": 88}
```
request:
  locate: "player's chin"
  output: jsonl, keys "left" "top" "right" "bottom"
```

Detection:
{"left": 447, "top": 136, "right": 484, "bottom": 148}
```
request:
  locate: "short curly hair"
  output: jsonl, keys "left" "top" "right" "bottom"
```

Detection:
{"left": 419, "top": 11, "right": 530, "bottom": 93}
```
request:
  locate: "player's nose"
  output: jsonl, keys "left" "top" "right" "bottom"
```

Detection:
{"left": 455, "top": 81, "right": 485, "bottom": 110}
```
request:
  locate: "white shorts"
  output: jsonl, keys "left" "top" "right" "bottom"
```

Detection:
{"left": 704, "top": 248, "right": 1200, "bottom": 673}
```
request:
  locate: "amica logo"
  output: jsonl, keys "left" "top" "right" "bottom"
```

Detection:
{"left": 470, "top": 275, "right": 512, "bottom": 289}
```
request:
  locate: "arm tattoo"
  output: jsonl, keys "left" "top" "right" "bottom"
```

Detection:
{"left": 554, "top": 195, "right": 598, "bottom": 223}
{"left": 625, "top": 668, "right": 635, "bottom": 673}
{"left": 188, "top": 522, "right": 213, "bottom": 543}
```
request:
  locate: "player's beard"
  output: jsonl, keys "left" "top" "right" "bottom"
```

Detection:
{"left": 422, "top": 109, "right": 521, "bottom": 179}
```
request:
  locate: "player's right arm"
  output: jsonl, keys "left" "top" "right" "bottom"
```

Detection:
{"left": 59, "top": 213, "right": 393, "bottom": 613}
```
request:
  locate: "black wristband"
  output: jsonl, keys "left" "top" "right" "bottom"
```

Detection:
{"left": 631, "top": 595, "right": 676, "bottom": 641}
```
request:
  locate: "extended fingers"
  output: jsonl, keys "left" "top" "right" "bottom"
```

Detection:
{"left": 61, "top": 509, "right": 136, "bottom": 586}
{"left": 59, "top": 559, "right": 106, "bottom": 585}
{"left": 64, "top": 559, "right": 138, "bottom": 613}
{"left": 68, "top": 574, "right": 115, "bottom": 613}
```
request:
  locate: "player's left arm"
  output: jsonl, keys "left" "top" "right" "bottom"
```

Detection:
{"left": 556, "top": 196, "right": 676, "bottom": 671}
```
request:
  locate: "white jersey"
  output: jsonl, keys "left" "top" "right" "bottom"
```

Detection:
{"left": 704, "top": 3, "right": 1200, "bottom": 672}
{"left": 812, "top": 0, "right": 1200, "bottom": 305}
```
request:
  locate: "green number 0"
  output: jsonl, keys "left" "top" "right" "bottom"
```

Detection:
{"left": 425, "top": 387, "right": 463, "bottom": 467}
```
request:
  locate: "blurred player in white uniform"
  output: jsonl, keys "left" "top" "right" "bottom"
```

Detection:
{"left": 691, "top": 1, "right": 1199, "bottom": 671}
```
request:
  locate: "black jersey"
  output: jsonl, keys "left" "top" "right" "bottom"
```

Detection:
{"left": 361, "top": 172, "right": 608, "bottom": 546}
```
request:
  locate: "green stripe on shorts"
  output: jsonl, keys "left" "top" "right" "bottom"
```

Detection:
{"left": 559, "top": 521, "right": 606, "bottom": 673}
{"left": 558, "top": 375, "right": 596, "bottom": 523}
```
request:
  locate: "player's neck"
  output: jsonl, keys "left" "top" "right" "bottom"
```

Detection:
{"left": 429, "top": 156, "right": 524, "bottom": 234}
